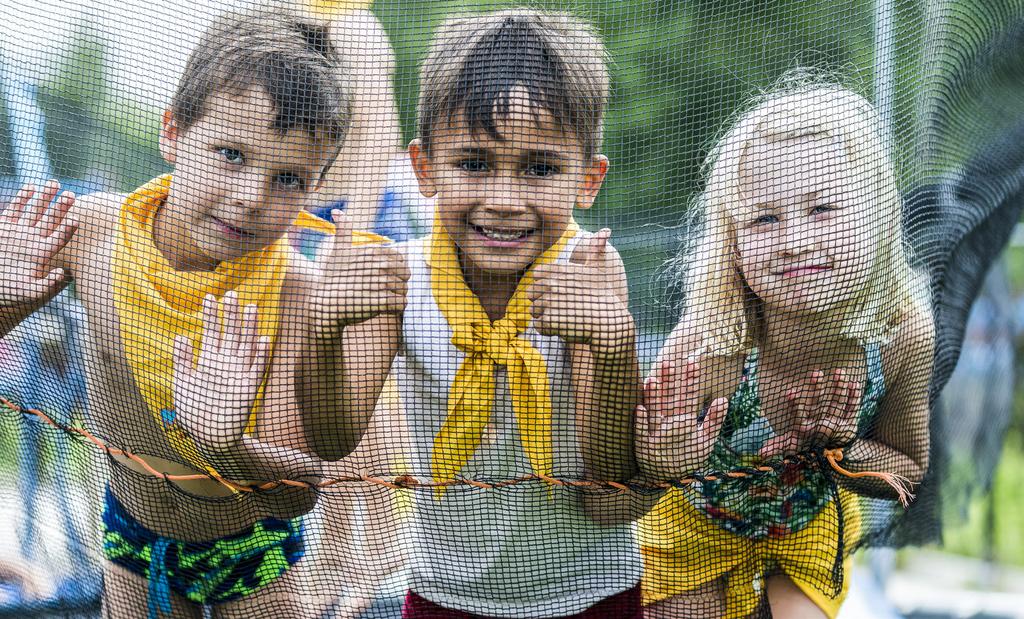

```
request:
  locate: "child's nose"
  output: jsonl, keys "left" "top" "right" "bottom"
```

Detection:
{"left": 230, "top": 173, "right": 269, "bottom": 211}
{"left": 781, "top": 221, "right": 818, "bottom": 255}
{"left": 486, "top": 176, "right": 528, "bottom": 214}
{"left": 487, "top": 196, "right": 528, "bottom": 215}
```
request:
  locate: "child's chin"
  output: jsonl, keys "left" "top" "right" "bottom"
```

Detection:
{"left": 201, "top": 237, "right": 267, "bottom": 262}
{"left": 787, "top": 296, "right": 853, "bottom": 318}
{"left": 469, "top": 254, "right": 539, "bottom": 276}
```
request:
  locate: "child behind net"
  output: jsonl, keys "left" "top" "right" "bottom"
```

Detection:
{"left": 635, "top": 81, "right": 935, "bottom": 618}
{"left": 0, "top": 7, "right": 408, "bottom": 617}
{"left": 285, "top": 4, "right": 416, "bottom": 616}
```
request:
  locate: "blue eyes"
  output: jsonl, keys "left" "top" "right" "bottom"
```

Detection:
{"left": 217, "top": 147, "right": 244, "bottom": 164}
{"left": 215, "top": 147, "right": 307, "bottom": 190}
{"left": 751, "top": 205, "right": 835, "bottom": 226}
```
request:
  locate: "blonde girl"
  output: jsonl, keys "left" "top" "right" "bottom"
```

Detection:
{"left": 636, "top": 83, "right": 934, "bottom": 618}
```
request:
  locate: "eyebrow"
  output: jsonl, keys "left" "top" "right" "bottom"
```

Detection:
{"left": 522, "top": 150, "right": 565, "bottom": 162}
{"left": 452, "top": 147, "right": 567, "bottom": 160}
{"left": 454, "top": 147, "right": 491, "bottom": 158}
{"left": 747, "top": 203, "right": 777, "bottom": 215}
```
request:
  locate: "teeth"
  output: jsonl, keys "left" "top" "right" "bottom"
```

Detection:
{"left": 479, "top": 226, "right": 527, "bottom": 241}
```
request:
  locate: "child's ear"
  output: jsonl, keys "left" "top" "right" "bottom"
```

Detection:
{"left": 158, "top": 109, "right": 179, "bottom": 165}
{"left": 575, "top": 155, "right": 609, "bottom": 210}
{"left": 407, "top": 139, "right": 437, "bottom": 198}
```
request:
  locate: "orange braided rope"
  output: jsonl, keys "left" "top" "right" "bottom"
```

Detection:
{"left": 1, "top": 395, "right": 914, "bottom": 503}
{"left": 824, "top": 447, "right": 915, "bottom": 507}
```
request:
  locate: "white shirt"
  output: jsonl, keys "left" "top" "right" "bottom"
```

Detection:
{"left": 395, "top": 234, "right": 641, "bottom": 617}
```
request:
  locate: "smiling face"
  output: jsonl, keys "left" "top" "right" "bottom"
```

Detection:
{"left": 409, "top": 90, "right": 607, "bottom": 284}
{"left": 734, "top": 132, "right": 879, "bottom": 317}
{"left": 158, "top": 87, "right": 331, "bottom": 270}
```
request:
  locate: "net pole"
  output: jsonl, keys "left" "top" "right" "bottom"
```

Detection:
{"left": 874, "top": 0, "right": 896, "bottom": 145}
{"left": 0, "top": 59, "right": 53, "bottom": 183}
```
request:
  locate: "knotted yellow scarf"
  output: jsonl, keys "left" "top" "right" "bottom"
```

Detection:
{"left": 640, "top": 488, "right": 862, "bottom": 617}
{"left": 112, "top": 175, "right": 381, "bottom": 475}
{"left": 427, "top": 215, "right": 579, "bottom": 492}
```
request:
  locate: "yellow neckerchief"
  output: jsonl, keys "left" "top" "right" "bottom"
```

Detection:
{"left": 113, "top": 174, "right": 383, "bottom": 476}
{"left": 427, "top": 214, "right": 579, "bottom": 493}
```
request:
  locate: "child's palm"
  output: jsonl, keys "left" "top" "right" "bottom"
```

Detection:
{"left": 759, "top": 369, "right": 862, "bottom": 459}
{"left": 636, "top": 359, "right": 728, "bottom": 479}
{"left": 0, "top": 181, "right": 78, "bottom": 305}
{"left": 172, "top": 292, "right": 269, "bottom": 453}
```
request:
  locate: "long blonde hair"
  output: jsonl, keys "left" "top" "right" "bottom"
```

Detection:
{"left": 681, "top": 82, "right": 925, "bottom": 355}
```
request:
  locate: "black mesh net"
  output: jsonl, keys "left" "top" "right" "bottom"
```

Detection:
{"left": 0, "top": 1, "right": 1021, "bottom": 617}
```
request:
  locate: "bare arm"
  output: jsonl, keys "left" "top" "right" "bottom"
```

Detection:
{"left": 569, "top": 241, "right": 638, "bottom": 483}
{"left": 300, "top": 313, "right": 401, "bottom": 461}
{"left": 570, "top": 337, "right": 650, "bottom": 526}
{"left": 838, "top": 307, "right": 934, "bottom": 499}
{"left": 318, "top": 9, "right": 402, "bottom": 231}
{"left": 297, "top": 212, "right": 407, "bottom": 461}
{"left": 529, "top": 232, "right": 645, "bottom": 524}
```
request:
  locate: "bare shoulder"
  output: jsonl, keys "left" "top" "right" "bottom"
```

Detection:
{"left": 62, "top": 191, "right": 124, "bottom": 271}
{"left": 882, "top": 302, "right": 936, "bottom": 381}
{"left": 71, "top": 191, "right": 122, "bottom": 234}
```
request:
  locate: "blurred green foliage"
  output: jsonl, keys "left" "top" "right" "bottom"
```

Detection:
{"left": 1, "top": 20, "right": 167, "bottom": 192}
{"left": 376, "top": 0, "right": 925, "bottom": 329}
{"left": 0, "top": 0, "right": 936, "bottom": 331}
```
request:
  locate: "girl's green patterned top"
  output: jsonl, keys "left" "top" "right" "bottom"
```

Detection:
{"left": 682, "top": 344, "right": 884, "bottom": 540}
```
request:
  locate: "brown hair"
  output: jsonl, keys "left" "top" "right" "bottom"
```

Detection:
{"left": 170, "top": 8, "right": 351, "bottom": 161}
{"left": 417, "top": 9, "right": 610, "bottom": 158}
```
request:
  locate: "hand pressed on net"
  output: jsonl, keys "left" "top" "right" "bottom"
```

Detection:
{"left": 172, "top": 291, "right": 270, "bottom": 453}
{"left": 636, "top": 358, "right": 728, "bottom": 480}
{"left": 0, "top": 180, "right": 78, "bottom": 307}
{"left": 527, "top": 229, "right": 634, "bottom": 355}
{"left": 310, "top": 209, "right": 409, "bottom": 338}
{"left": 759, "top": 368, "right": 863, "bottom": 459}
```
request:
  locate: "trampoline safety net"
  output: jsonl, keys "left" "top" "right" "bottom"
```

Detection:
{"left": 0, "top": 0, "right": 1022, "bottom": 617}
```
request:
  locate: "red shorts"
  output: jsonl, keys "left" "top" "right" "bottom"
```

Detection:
{"left": 401, "top": 584, "right": 643, "bottom": 619}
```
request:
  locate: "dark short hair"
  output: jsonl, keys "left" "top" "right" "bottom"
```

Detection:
{"left": 170, "top": 8, "right": 351, "bottom": 162}
{"left": 418, "top": 9, "right": 610, "bottom": 158}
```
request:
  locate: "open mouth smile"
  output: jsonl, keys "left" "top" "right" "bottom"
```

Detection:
{"left": 471, "top": 223, "right": 534, "bottom": 242}
{"left": 212, "top": 217, "right": 255, "bottom": 240}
